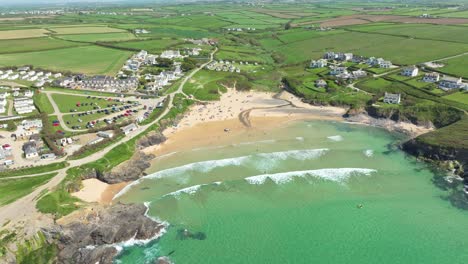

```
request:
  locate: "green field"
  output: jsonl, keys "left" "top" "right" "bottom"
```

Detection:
{"left": 56, "top": 32, "right": 137, "bottom": 43}
{"left": 0, "top": 37, "right": 85, "bottom": 54}
{"left": 261, "top": 31, "right": 468, "bottom": 65}
{"left": 443, "top": 91, "right": 468, "bottom": 105}
{"left": 438, "top": 54, "right": 468, "bottom": 78}
{"left": 0, "top": 45, "right": 132, "bottom": 75}
{"left": 347, "top": 23, "right": 468, "bottom": 44}
{"left": 112, "top": 38, "right": 182, "bottom": 52}
{"left": 0, "top": 173, "right": 56, "bottom": 206}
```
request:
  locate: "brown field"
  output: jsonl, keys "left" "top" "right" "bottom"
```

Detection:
{"left": 48, "top": 26, "right": 126, "bottom": 35}
{"left": 0, "top": 28, "right": 50, "bottom": 40}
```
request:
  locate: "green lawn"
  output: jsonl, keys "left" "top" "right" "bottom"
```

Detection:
{"left": 36, "top": 189, "right": 82, "bottom": 218}
{"left": 50, "top": 93, "right": 127, "bottom": 113}
{"left": 0, "top": 173, "right": 56, "bottom": 206}
{"left": 0, "top": 45, "right": 132, "bottom": 75}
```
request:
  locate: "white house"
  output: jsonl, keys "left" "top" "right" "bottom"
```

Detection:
{"left": 379, "top": 60, "right": 392, "bottom": 68}
{"left": 121, "top": 123, "right": 138, "bottom": 135}
{"left": 315, "top": 79, "right": 327, "bottom": 88}
{"left": 160, "top": 50, "right": 182, "bottom": 59}
{"left": 24, "top": 90, "right": 34, "bottom": 97}
{"left": 401, "top": 66, "right": 419, "bottom": 77}
{"left": 310, "top": 59, "right": 327, "bottom": 68}
{"left": 383, "top": 92, "right": 401, "bottom": 104}
{"left": 97, "top": 131, "right": 114, "bottom": 138}
{"left": 438, "top": 76, "right": 465, "bottom": 90}
{"left": 329, "top": 66, "right": 348, "bottom": 76}
{"left": 422, "top": 72, "right": 440, "bottom": 83}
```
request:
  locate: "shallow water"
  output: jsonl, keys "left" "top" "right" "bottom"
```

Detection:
{"left": 114, "top": 120, "right": 468, "bottom": 264}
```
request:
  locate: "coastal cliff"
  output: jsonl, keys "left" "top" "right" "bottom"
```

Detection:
{"left": 402, "top": 117, "right": 468, "bottom": 177}
{"left": 43, "top": 203, "right": 165, "bottom": 264}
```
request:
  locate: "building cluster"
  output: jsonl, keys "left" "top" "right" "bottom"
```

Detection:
{"left": 160, "top": 50, "right": 183, "bottom": 59}
{"left": 57, "top": 74, "right": 138, "bottom": 92}
{"left": 134, "top": 29, "right": 150, "bottom": 34}
{"left": 81, "top": 76, "right": 139, "bottom": 92}
{"left": 14, "top": 94, "right": 35, "bottom": 114}
{"left": 205, "top": 60, "right": 241, "bottom": 73}
{"left": 401, "top": 66, "right": 467, "bottom": 91}
{"left": 184, "top": 38, "right": 218, "bottom": 46}
{"left": 144, "top": 65, "right": 183, "bottom": 91}
{"left": 314, "top": 52, "right": 393, "bottom": 69}
{"left": 226, "top": 27, "right": 256, "bottom": 32}
{"left": 328, "top": 66, "right": 368, "bottom": 80}
{"left": 0, "top": 67, "right": 61, "bottom": 88}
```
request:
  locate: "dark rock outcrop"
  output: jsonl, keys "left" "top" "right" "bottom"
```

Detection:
{"left": 403, "top": 138, "right": 467, "bottom": 176}
{"left": 137, "top": 132, "right": 167, "bottom": 149}
{"left": 99, "top": 151, "right": 155, "bottom": 184}
{"left": 44, "top": 203, "right": 165, "bottom": 264}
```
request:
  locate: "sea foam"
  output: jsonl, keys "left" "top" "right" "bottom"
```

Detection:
{"left": 245, "top": 168, "right": 376, "bottom": 185}
{"left": 114, "top": 148, "right": 329, "bottom": 199}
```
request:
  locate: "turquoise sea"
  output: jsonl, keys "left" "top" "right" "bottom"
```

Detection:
{"left": 114, "top": 120, "right": 468, "bottom": 263}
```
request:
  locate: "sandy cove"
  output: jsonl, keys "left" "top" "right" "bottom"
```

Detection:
{"left": 75, "top": 88, "right": 432, "bottom": 203}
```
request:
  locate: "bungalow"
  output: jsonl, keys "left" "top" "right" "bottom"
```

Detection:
{"left": 352, "top": 70, "right": 367, "bottom": 78}
{"left": 438, "top": 76, "right": 465, "bottom": 90}
{"left": 17, "top": 66, "right": 30, "bottom": 72}
{"left": 23, "top": 142, "right": 38, "bottom": 159}
{"left": 422, "top": 72, "right": 440, "bottom": 83}
{"left": 22, "top": 119, "right": 42, "bottom": 130}
{"left": 8, "top": 74, "right": 19, "bottom": 80}
{"left": 329, "top": 66, "right": 348, "bottom": 76}
{"left": 310, "top": 59, "right": 327, "bottom": 68}
{"left": 121, "top": 123, "right": 138, "bottom": 135}
{"left": 401, "top": 66, "right": 419, "bottom": 77}
{"left": 24, "top": 90, "right": 34, "bottom": 97}
{"left": 315, "top": 79, "right": 327, "bottom": 88}
{"left": 336, "top": 53, "right": 353, "bottom": 61}
{"left": 383, "top": 92, "right": 401, "bottom": 104}
{"left": 97, "top": 131, "right": 114, "bottom": 138}
{"left": 160, "top": 50, "right": 182, "bottom": 59}
{"left": 379, "top": 60, "right": 392, "bottom": 68}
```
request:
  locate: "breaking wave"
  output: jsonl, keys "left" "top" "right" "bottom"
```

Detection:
{"left": 364, "top": 149, "right": 374, "bottom": 157}
{"left": 245, "top": 168, "right": 377, "bottom": 185}
{"left": 114, "top": 148, "right": 329, "bottom": 199}
{"left": 327, "top": 135, "right": 343, "bottom": 142}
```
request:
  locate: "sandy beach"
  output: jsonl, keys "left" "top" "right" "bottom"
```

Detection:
{"left": 71, "top": 179, "right": 128, "bottom": 204}
{"left": 76, "top": 88, "right": 432, "bottom": 203}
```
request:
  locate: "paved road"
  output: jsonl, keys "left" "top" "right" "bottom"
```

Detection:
{"left": 0, "top": 48, "right": 217, "bottom": 229}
